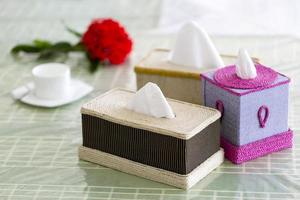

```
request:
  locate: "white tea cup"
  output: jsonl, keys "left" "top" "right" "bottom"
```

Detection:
{"left": 32, "top": 63, "right": 71, "bottom": 100}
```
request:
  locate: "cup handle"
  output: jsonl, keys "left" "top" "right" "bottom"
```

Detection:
{"left": 11, "top": 83, "right": 34, "bottom": 100}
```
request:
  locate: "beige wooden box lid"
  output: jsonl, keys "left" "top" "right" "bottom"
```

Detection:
{"left": 81, "top": 88, "right": 221, "bottom": 140}
{"left": 135, "top": 49, "right": 259, "bottom": 79}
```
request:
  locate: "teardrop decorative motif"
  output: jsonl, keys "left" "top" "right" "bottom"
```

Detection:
{"left": 257, "top": 105, "right": 269, "bottom": 128}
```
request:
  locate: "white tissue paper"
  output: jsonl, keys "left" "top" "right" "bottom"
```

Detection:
{"left": 169, "top": 21, "right": 224, "bottom": 69}
{"left": 127, "top": 82, "right": 175, "bottom": 119}
{"left": 236, "top": 48, "right": 257, "bottom": 79}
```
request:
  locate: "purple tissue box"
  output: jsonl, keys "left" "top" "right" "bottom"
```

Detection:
{"left": 201, "top": 66, "right": 290, "bottom": 146}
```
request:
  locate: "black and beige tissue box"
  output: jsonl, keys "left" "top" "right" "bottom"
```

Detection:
{"left": 79, "top": 88, "right": 224, "bottom": 189}
{"left": 135, "top": 49, "right": 258, "bottom": 104}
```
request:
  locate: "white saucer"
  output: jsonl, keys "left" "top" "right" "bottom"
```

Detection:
{"left": 16, "top": 79, "right": 93, "bottom": 108}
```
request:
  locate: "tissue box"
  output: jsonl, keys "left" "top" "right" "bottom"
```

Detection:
{"left": 79, "top": 88, "right": 223, "bottom": 189}
{"left": 201, "top": 65, "right": 293, "bottom": 164}
{"left": 135, "top": 49, "right": 257, "bottom": 104}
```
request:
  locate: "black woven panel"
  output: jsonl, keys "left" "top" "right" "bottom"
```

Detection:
{"left": 82, "top": 114, "right": 220, "bottom": 175}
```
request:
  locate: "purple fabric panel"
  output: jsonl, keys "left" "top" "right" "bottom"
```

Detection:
{"left": 202, "top": 71, "right": 289, "bottom": 95}
{"left": 239, "top": 83, "right": 289, "bottom": 145}
{"left": 203, "top": 79, "right": 240, "bottom": 145}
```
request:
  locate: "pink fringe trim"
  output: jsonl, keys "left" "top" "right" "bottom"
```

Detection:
{"left": 221, "top": 129, "right": 293, "bottom": 164}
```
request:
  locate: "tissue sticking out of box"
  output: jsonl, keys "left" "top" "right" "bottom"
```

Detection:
{"left": 168, "top": 21, "right": 224, "bottom": 69}
{"left": 127, "top": 82, "right": 175, "bottom": 119}
{"left": 236, "top": 48, "right": 257, "bottom": 79}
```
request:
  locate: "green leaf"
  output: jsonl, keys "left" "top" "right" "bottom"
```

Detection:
{"left": 72, "top": 42, "right": 85, "bottom": 51}
{"left": 36, "top": 42, "right": 72, "bottom": 60}
{"left": 11, "top": 40, "right": 52, "bottom": 55}
{"left": 48, "top": 42, "right": 84, "bottom": 52}
{"left": 11, "top": 34, "right": 85, "bottom": 64}
{"left": 11, "top": 44, "right": 41, "bottom": 54}
{"left": 51, "top": 42, "right": 73, "bottom": 52}
{"left": 38, "top": 50, "right": 59, "bottom": 60}
{"left": 65, "top": 25, "right": 82, "bottom": 38}
{"left": 33, "top": 39, "right": 52, "bottom": 49}
{"left": 61, "top": 20, "right": 82, "bottom": 38}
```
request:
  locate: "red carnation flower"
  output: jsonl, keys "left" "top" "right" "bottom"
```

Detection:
{"left": 11, "top": 18, "right": 133, "bottom": 72}
{"left": 81, "top": 18, "right": 133, "bottom": 65}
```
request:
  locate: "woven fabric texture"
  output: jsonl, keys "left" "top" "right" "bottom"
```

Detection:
{"left": 136, "top": 73, "right": 203, "bottom": 104}
{"left": 202, "top": 70, "right": 290, "bottom": 96}
{"left": 135, "top": 49, "right": 204, "bottom": 78}
{"left": 221, "top": 129, "right": 293, "bottom": 164}
{"left": 214, "top": 64, "right": 278, "bottom": 89}
{"left": 79, "top": 146, "right": 224, "bottom": 190}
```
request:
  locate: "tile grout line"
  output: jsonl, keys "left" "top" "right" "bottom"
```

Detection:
{"left": 159, "top": 189, "right": 165, "bottom": 200}
{"left": 3, "top": 138, "right": 20, "bottom": 166}
{"left": 83, "top": 185, "right": 90, "bottom": 200}
{"left": 32, "top": 185, "right": 42, "bottom": 200}
{"left": 26, "top": 137, "right": 42, "bottom": 166}
{"left": 107, "top": 187, "right": 114, "bottom": 200}
{"left": 133, "top": 188, "right": 139, "bottom": 199}
{"left": 49, "top": 136, "right": 65, "bottom": 167}
{"left": 213, "top": 191, "right": 217, "bottom": 200}
{"left": 58, "top": 185, "right": 66, "bottom": 200}
{"left": 7, "top": 184, "right": 18, "bottom": 200}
